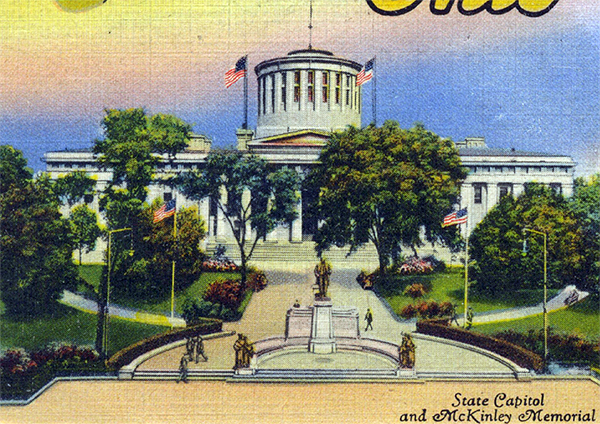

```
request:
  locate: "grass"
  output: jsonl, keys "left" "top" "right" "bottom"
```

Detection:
{"left": 77, "top": 265, "right": 242, "bottom": 315}
{"left": 0, "top": 302, "right": 166, "bottom": 357}
{"left": 376, "top": 267, "right": 559, "bottom": 315}
{"left": 474, "top": 296, "right": 600, "bottom": 340}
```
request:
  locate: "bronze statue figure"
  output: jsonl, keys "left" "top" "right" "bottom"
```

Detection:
{"left": 398, "top": 333, "right": 416, "bottom": 369}
{"left": 314, "top": 258, "right": 332, "bottom": 299}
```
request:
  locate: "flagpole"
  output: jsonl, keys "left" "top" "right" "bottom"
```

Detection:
{"left": 372, "top": 56, "right": 377, "bottom": 126}
{"left": 464, "top": 214, "right": 469, "bottom": 327}
{"left": 170, "top": 208, "right": 177, "bottom": 325}
{"left": 243, "top": 56, "right": 248, "bottom": 130}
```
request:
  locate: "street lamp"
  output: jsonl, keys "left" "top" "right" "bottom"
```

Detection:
{"left": 522, "top": 228, "right": 548, "bottom": 362}
{"left": 103, "top": 227, "right": 132, "bottom": 359}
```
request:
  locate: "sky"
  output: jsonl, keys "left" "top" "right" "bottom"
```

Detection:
{"left": 1, "top": 0, "right": 598, "bottom": 175}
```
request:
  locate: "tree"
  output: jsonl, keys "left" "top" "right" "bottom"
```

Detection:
{"left": 53, "top": 171, "right": 96, "bottom": 207}
{"left": 107, "top": 201, "right": 207, "bottom": 298}
{"left": 308, "top": 121, "right": 467, "bottom": 274}
{"left": 0, "top": 145, "right": 32, "bottom": 194}
{"left": 172, "top": 150, "right": 299, "bottom": 286}
{"left": 0, "top": 168, "right": 77, "bottom": 316}
{"left": 70, "top": 204, "right": 102, "bottom": 265}
{"left": 92, "top": 108, "right": 192, "bottom": 354}
{"left": 569, "top": 174, "right": 600, "bottom": 294}
{"left": 469, "top": 183, "right": 584, "bottom": 295}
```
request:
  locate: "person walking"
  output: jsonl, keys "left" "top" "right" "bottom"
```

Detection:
{"left": 466, "top": 307, "right": 474, "bottom": 330}
{"left": 195, "top": 335, "right": 208, "bottom": 363}
{"left": 364, "top": 308, "right": 374, "bottom": 331}
{"left": 177, "top": 353, "right": 190, "bottom": 384}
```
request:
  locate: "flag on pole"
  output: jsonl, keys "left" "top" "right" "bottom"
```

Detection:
{"left": 153, "top": 199, "right": 176, "bottom": 223}
{"left": 442, "top": 208, "right": 468, "bottom": 227}
{"left": 225, "top": 56, "right": 247, "bottom": 88}
{"left": 356, "top": 58, "right": 374, "bottom": 86}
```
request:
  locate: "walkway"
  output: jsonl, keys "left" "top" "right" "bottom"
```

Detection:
{"left": 59, "top": 290, "right": 185, "bottom": 327}
{"left": 138, "top": 266, "right": 520, "bottom": 376}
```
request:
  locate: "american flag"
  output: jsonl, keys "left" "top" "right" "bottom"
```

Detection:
{"left": 442, "top": 208, "right": 468, "bottom": 227}
{"left": 153, "top": 199, "right": 176, "bottom": 223}
{"left": 225, "top": 56, "right": 247, "bottom": 88}
{"left": 356, "top": 58, "right": 374, "bottom": 86}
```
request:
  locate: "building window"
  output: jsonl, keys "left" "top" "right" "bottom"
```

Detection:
{"left": 474, "top": 185, "right": 483, "bottom": 204}
{"left": 257, "top": 78, "right": 261, "bottom": 116}
{"left": 270, "top": 74, "right": 275, "bottom": 113}
{"left": 345, "top": 74, "right": 351, "bottom": 106}
{"left": 322, "top": 72, "right": 329, "bottom": 103}
{"left": 281, "top": 72, "right": 287, "bottom": 111}
{"left": 335, "top": 73, "right": 341, "bottom": 104}
{"left": 294, "top": 71, "right": 301, "bottom": 103}
{"left": 164, "top": 192, "right": 173, "bottom": 202}
{"left": 498, "top": 184, "right": 513, "bottom": 200}
{"left": 549, "top": 183, "right": 562, "bottom": 195}
{"left": 262, "top": 77, "right": 267, "bottom": 113}
{"left": 307, "top": 70, "right": 314, "bottom": 104}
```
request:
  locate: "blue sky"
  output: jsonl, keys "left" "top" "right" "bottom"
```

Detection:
{"left": 1, "top": 1, "right": 598, "bottom": 175}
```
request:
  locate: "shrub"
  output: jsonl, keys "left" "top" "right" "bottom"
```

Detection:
{"left": 247, "top": 270, "right": 268, "bottom": 292}
{"left": 357, "top": 270, "right": 376, "bottom": 289}
{"left": 416, "top": 320, "right": 544, "bottom": 371}
{"left": 400, "top": 304, "right": 417, "bottom": 319}
{"left": 203, "top": 279, "right": 244, "bottom": 309}
{"left": 493, "top": 329, "right": 600, "bottom": 367}
{"left": 403, "top": 283, "right": 428, "bottom": 298}
{"left": 400, "top": 300, "right": 454, "bottom": 320}
{"left": 1, "top": 344, "right": 104, "bottom": 400}
{"left": 106, "top": 320, "right": 221, "bottom": 370}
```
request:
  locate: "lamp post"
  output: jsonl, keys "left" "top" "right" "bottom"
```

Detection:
{"left": 522, "top": 228, "right": 548, "bottom": 361}
{"left": 103, "top": 227, "right": 132, "bottom": 359}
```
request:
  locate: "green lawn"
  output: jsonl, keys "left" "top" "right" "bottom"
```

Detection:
{"left": 77, "top": 265, "right": 241, "bottom": 315}
{"left": 377, "top": 267, "right": 558, "bottom": 315}
{"left": 0, "top": 302, "right": 166, "bottom": 357}
{"left": 474, "top": 297, "right": 600, "bottom": 340}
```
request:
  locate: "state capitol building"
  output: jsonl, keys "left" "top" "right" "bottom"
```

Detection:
{"left": 44, "top": 48, "right": 576, "bottom": 263}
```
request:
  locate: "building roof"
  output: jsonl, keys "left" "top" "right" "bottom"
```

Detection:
{"left": 458, "top": 147, "right": 571, "bottom": 158}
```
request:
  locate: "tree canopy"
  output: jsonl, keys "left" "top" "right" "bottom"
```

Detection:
{"left": 70, "top": 204, "right": 102, "bottom": 265}
{"left": 308, "top": 121, "right": 467, "bottom": 272}
{"left": 53, "top": 171, "right": 96, "bottom": 207}
{"left": 0, "top": 151, "right": 77, "bottom": 316}
{"left": 469, "top": 183, "right": 584, "bottom": 295}
{"left": 171, "top": 150, "right": 299, "bottom": 285}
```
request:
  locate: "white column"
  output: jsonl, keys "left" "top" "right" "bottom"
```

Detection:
{"left": 291, "top": 192, "right": 303, "bottom": 242}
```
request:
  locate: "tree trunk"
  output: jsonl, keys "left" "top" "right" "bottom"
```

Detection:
{"left": 95, "top": 272, "right": 107, "bottom": 359}
{"left": 79, "top": 247, "right": 83, "bottom": 266}
{"left": 240, "top": 254, "right": 247, "bottom": 291}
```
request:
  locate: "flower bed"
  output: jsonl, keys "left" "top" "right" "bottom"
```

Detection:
{"left": 200, "top": 258, "right": 239, "bottom": 272}
{"left": 1, "top": 344, "right": 105, "bottom": 400}
{"left": 416, "top": 320, "right": 544, "bottom": 371}
{"left": 401, "top": 300, "right": 454, "bottom": 319}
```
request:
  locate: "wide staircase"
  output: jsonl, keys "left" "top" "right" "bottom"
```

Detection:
{"left": 205, "top": 240, "right": 381, "bottom": 267}
{"left": 205, "top": 240, "right": 446, "bottom": 267}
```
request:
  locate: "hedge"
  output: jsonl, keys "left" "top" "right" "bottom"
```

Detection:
{"left": 106, "top": 319, "right": 222, "bottom": 370}
{"left": 416, "top": 320, "right": 544, "bottom": 371}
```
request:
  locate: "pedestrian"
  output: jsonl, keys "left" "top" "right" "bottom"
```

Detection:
{"left": 185, "top": 336, "right": 194, "bottom": 358}
{"left": 450, "top": 304, "right": 460, "bottom": 326}
{"left": 195, "top": 335, "right": 208, "bottom": 363}
{"left": 293, "top": 299, "right": 300, "bottom": 308}
{"left": 466, "top": 307, "right": 474, "bottom": 330}
{"left": 177, "top": 353, "right": 190, "bottom": 384}
{"left": 365, "top": 307, "right": 373, "bottom": 331}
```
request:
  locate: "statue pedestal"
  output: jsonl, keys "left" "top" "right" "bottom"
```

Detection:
{"left": 309, "top": 300, "right": 337, "bottom": 354}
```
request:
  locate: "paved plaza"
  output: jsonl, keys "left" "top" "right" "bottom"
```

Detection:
{"left": 138, "top": 266, "right": 519, "bottom": 375}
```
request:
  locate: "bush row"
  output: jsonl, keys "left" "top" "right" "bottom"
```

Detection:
{"left": 106, "top": 320, "right": 222, "bottom": 370}
{"left": 493, "top": 329, "right": 599, "bottom": 367}
{"left": 1, "top": 344, "right": 104, "bottom": 400}
{"left": 416, "top": 320, "right": 544, "bottom": 371}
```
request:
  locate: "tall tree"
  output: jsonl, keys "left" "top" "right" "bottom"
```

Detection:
{"left": 308, "top": 121, "right": 467, "bottom": 274}
{"left": 469, "top": 183, "right": 584, "bottom": 295}
{"left": 53, "top": 171, "right": 96, "bottom": 207}
{"left": 0, "top": 145, "right": 32, "bottom": 194}
{"left": 172, "top": 150, "right": 299, "bottom": 286}
{"left": 570, "top": 174, "right": 600, "bottom": 294}
{"left": 0, "top": 161, "right": 77, "bottom": 316}
{"left": 70, "top": 204, "right": 102, "bottom": 265}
